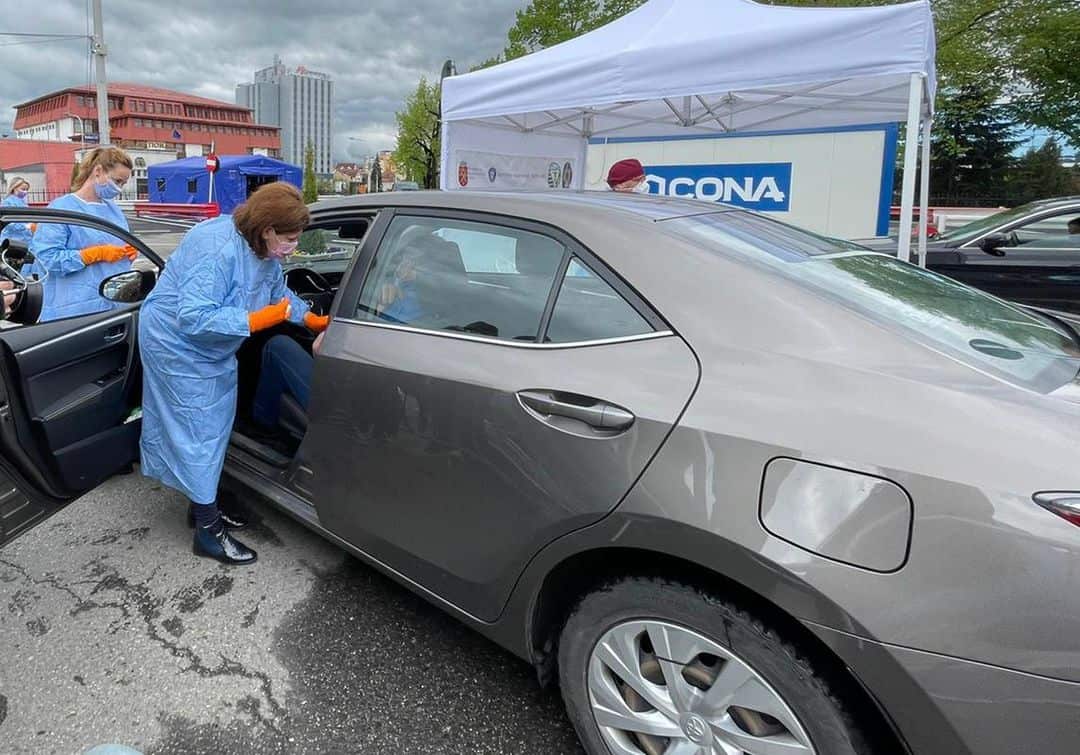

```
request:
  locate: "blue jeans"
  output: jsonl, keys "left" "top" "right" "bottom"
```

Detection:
{"left": 253, "top": 336, "right": 312, "bottom": 427}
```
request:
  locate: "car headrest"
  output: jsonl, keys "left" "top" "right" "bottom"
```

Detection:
{"left": 514, "top": 234, "right": 563, "bottom": 278}
{"left": 414, "top": 235, "right": 466, "bottom": 279}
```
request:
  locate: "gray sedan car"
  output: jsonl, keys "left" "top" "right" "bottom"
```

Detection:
{"left": 2, "top": 192, "right": 1080, "bottom": 755}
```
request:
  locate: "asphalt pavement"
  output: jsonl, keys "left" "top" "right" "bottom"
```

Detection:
{"left": 0, "top": 473, "right": 583, "bottom": 754}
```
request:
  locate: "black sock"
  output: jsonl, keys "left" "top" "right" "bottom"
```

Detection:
{"left": 192, "top": 502, "right": 221, "bottom": 529}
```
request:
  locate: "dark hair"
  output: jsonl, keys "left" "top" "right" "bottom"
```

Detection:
{"left": 232, "top": 182, "right": 310, "bottom": 257}
{"left": 72, "top": 147, "right": 133, "bottom": 191}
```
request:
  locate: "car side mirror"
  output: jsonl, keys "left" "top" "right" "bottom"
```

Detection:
{"left": 978, "top": 233, "right": 1008, "bottom": 257}
{"left": 99, "top": 269, "right": 156, "bottom": 303}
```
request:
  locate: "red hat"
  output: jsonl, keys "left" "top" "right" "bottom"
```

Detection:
{"left": 606, "top": 158, "right": 645, "bottom": 187}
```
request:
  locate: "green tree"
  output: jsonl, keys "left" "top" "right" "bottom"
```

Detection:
{"left": 298, "top": 141, "right": 326, "bottom": 255}
{"left": 763, "top": 0, "right": 1080, "bottom": 143}
{"left": 929, "top": 85, "right": 1019, "bottom": 203}
{"left": 301, "top": 141, "right": 318, "bottom": 204}
{"left": 370, "top": 156, "right": 383, "bottom": 193}
{"left": 477, "top": 0, "right": 645, "bottom": 68}
{"left": 393, "top": 78, "right": 441, "bottom": 189}
{"left": 1009, "top": 139, "right": 1075, "bottom": 203}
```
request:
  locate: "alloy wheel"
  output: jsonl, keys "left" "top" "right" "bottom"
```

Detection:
{"left": 587, "top": 619, "right": 816, "bottom": 755}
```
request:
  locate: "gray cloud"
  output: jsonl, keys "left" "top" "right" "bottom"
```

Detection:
{"left": 2, "top": 0, "right": 521, "bottom": 160}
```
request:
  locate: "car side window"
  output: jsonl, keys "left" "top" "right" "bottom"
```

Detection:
{"left": 1012, "top": 212, "right": 1080, "bottom": 248}
{"left": 544, "top": 258, "right": 655, "bottom": 344}
{"left": 354, "top": 215, "right": 565, "bottom": 342}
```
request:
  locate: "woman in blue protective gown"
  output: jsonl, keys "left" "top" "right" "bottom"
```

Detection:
{"left": 139, "top": 182, "right": 329, "bottom": 566}
{"left": 30, "top": 147, "right": 136, "bottom": 322}
{"left": 0, "top": 177, "right": 34, "bottom": 248}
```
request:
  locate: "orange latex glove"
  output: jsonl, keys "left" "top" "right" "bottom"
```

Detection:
{"left": 28, "top": 223, "right": 37, "bottom": 234}
{"left": 122, "top": 244, "right": 138, "bottom": 260}
{"left": 248, "top": 298, "right": 291, "bottom": 333}
{"left": 303, "top": 312, "right": 329, "bottom": 332}
{"left": 80, "top": 244, "right": 130, "bottom": 265}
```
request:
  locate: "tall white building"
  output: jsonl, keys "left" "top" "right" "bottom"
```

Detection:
{"left": 237, "top": 56, "right": 333, "bottom": 174}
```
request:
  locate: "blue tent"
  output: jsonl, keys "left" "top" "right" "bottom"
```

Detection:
{"left": 147, "top": 155, "right": 303, "bottom": 214}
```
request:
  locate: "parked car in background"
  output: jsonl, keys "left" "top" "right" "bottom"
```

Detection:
{"left": 391, "top": 181, "right": 420, "bottom": 191}
{"left": 2, "top": 194, "right": 1080, "bottom": 755}
{"left": 864, "top": 196, "right": 1080, "bottom": 314}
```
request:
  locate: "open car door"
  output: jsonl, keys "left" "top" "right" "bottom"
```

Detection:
{"left": 0, "top": 207, "right": 163, "bottom": 545}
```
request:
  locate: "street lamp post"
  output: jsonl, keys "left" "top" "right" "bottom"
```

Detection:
{"left": 348, "top": 137, "right": 377, "bottom": 193}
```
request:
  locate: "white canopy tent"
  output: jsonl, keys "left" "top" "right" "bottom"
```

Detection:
{"left": 441, "top": 0, "right": 937, "bottom": 262}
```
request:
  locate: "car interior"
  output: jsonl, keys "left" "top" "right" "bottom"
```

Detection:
{"left": 230, "top": 216, "right": 373, "bottom": 465}
{"left": 0, "top": 238, "right": 44, "bottom": 326}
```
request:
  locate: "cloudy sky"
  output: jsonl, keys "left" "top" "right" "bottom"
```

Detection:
{"left": 1, "top": 0, "right": 523, "bottom": 160}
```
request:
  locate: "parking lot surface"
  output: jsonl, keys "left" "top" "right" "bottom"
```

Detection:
{"left": 0, "top": 474, "right": 583, "bottom": 754}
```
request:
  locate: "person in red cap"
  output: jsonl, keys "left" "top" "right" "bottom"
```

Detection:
{"left": 606, "top": 158, "right": 649, "bottom": 193}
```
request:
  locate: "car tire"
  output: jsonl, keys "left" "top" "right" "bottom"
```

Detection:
{"left": 557, "top": 577, "right": 871, "bottom": 755}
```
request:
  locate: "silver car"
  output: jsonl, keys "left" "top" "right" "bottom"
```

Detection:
{"left": 2, "top": 192, "right": 1080, "bottom": 755}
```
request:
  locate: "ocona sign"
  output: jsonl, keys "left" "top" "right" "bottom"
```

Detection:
{"left": 644, "top": 163, "right": 792, "bottom": 211}
{"left": 587, "top": 125, "right": 899, "bottom": 239}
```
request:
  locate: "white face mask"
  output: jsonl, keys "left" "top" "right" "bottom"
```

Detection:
{"left": 633, "top": 181, "right": 651, "bottom": 194}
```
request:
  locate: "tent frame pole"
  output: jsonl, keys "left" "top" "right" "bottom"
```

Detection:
{"left": 897, "top": 73, "right": 922, "bottom": 262}
{"left": 917, "top": 116, "right": 932, "bottom": 267}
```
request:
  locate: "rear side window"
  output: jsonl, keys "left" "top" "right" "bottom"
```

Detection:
{"left": 355, "top": 215, "right": 565, "bottom": 342}
{"left": 545, "top": 258, "right": 654, "bottom": 344}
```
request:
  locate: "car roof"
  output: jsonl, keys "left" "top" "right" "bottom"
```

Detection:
{"left": 310, "top": 190, "right": 743, "bottom": 224}
{"left": 1029, "top": 196, "right": 1080, "bottom": 210}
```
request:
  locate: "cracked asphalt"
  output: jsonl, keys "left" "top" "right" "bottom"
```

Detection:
{"left": 0, "top": 473, "right": 584, "bottom": 754}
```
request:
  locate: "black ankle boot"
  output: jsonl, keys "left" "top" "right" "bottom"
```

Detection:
{"left": 188, "top": 503, "right": 248, "bottom": 530}
{"left": 193, "top": 521, "right": 258, "bottom": 566}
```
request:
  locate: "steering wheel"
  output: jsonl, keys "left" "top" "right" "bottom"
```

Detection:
{"left": 0, "top": 240, "right": 43, "bottom": 324}
{"left": 286, "top": 267, "right": 332, "bottom": 294}
{"left": 1006, "top": 230, "right": 1020, "bottom": 247}
{"left": 286, "top": 267, "right": 334, "bottom": 317}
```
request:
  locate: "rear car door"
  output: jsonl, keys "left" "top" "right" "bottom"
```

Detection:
{"left": 0, "top": 207, "right": 162, "bottom": 545}
{"left": 304, "top": 210, "right": 699, "bottom": 622}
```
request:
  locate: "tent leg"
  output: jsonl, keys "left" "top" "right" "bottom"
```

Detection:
{"left": 918, "top": 117, "right": 932, "bottom": 268}
{"left": 897, "top": 73, "right": 922, "bottom": 263}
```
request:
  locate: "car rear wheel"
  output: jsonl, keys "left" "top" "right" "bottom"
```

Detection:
{"left": 558, "top": 578, "right": 870, "bottom": 755}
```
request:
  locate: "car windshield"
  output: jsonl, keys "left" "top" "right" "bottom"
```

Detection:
{"left": 664, "top": 211, "right": 1080, "bottom": 394}
{"left": 934, "top": 202, "right": 1042, "bottom": 243}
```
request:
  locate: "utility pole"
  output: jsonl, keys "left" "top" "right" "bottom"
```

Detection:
{"left": 91, "top": 0, "right": 110, "bottom": 145}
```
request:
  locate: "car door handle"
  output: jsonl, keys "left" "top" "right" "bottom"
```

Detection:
{"left": 103, "top": 325, "right": 126, "bottom": 343}
{"left": 517, "top": 390, "right": 635, "bottom": 431}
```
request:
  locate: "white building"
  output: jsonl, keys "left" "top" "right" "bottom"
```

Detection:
{"left": 237, "top": 56, "right": 334, "bottom": 175}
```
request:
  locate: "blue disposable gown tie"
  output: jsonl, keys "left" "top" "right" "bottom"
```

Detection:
{"left": 30, "top": 193, "right": 131, "bottom": 322}
{"left": 0, "top": 194, "right": 33, "bottom": 246}
{"left": 139, "top": 215, "right": 309, "bottom": 504}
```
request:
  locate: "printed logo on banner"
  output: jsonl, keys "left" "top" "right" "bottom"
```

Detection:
{"left": 547, "top": 162, "right": 563, "bottom": 189}
{"left": 458, "top": 161, "right": 469, "bottom": 188}
{"left": 488, "top": 166, "right": 497, "bottom": 183}
{"left": 644, "top": 163, "right": 792, "bottom": 211}
{"left": 561, "top": 161, "right": 573, "bottom": 189}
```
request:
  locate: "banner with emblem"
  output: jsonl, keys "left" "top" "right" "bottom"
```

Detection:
{"left": 453, "top": 150, "right": 578, "bottom": 191}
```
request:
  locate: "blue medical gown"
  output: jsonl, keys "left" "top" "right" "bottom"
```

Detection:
{"left": 138, "top": 215, "right": 309, "bottom": 504}
{"left": 0, "top": 194, "right": 33, "bottom": 246}
{"left": 30, "top": 193, "right": 131, "bottom": 322}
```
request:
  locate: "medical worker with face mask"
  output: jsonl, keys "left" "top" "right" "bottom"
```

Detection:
{"left": 138, "top": 182, "right": 329, "bottom": 566}
{"left": 1, "top": 177, "right": 34, "bottom": 246}
{"left": 31, "top": 147, "right": 137, "bottom": 322}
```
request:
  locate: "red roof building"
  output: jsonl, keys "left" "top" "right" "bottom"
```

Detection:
{"left": 0, "top": 140, "right": 82, "bottom": 203}
{"left": 13, "top": 83, "right": 281, "bottom": 159}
